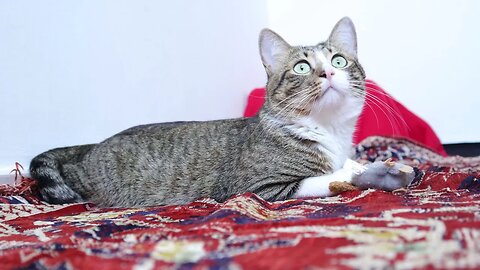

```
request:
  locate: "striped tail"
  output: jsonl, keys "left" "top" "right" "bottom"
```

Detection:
{"left": 29, "top": 144, "right": 94, "bottom": 204}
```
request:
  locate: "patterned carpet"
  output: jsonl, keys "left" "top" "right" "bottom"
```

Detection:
{"left": 1, "top": 136, "right": 480, "bottom": 269}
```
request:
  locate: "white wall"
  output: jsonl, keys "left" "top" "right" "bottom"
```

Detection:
{"left": 266, "top": 0, "right": 480, "bottom": 144}
{"left": 0, "top": 1, "right": 268, "bottom": 175}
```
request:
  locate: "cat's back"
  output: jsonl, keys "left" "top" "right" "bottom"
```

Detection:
{"left": 104, "top": 117, "right": 258, "bottom": 146}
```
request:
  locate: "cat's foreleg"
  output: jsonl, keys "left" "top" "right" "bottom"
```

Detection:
{"left": 293, "top": 158, "right": 416, "bottom": 198}
{"left": 293, "top": 159, "right": 365, "bottom": 198}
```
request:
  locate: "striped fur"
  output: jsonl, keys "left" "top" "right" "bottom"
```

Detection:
{"left": 30, "top": 17, "right": 366, "bottom": 207}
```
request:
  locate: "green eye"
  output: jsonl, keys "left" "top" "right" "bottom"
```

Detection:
{"left": 331, "top": 55, "right": 348, "bottom": 68}
{"left": 293, "top": 61, "right": 311, "bottom": 74}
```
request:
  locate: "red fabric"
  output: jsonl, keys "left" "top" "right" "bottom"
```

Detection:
{"left": 1, "top": 137, "right": 480, "bottom": 269}
{"left": 243, "top": 80, "right": 447, "bottom": 156}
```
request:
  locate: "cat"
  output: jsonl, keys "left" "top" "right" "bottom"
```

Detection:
{"left": 30, "top": 17, "right": 367, "bottom": 207}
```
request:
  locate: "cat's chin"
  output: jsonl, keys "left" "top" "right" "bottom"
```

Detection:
{"left": 310, "top": 86, "right": 360, "bottom": 116}
{"left": 316, "top": 87, "right": 344, "bottom": 107}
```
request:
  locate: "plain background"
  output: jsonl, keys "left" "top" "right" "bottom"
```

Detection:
{"left": 1, "top": 0, "right": 478, "bottom": 176}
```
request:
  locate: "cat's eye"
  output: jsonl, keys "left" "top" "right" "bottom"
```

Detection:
{"left": 293, "top": 61, "right": 311, "bottom": 74}
{"left": 331, "top": 55, "right": 348, "bottom": 68}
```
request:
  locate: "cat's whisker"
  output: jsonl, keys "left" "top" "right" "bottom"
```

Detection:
{"left": 361, "top": 94, "right": 399, "bottom": 134}
{"left": 352, "top": 94, "right": 382, "bottom": 137}
{"left": 295, "top": 90, "right": 317, "bottom": 117}
{"left": 349, "top": 81, "right": 392, "bottom": 93}
{"left": 242, "top": 88, "right": 316, "bottom": 145}
{"left": 260, "top": 86, "right": 320, "bottom": 140}
{"left": 293, "top": 88, "right": 317, "bottom": 114}
{"left": 349, "top": 79, "right": 378, "bottom": 85}
{"left": 364, "top": 101, "right": 381, "bottom": 130}
{"left": 350, "top": 86, "right": 398, "bottom": 131}
{"left": 350, "top": 84, "right": 397, "bottom": 98}
{"left": 271, "top": 87, "right": 316, "bottom": 110}
{"left": 362, "top": 90, "right": 410, "bottom": 132}
{"left": 267, "top": 91, "right": 314, "bottom": 134}
{"left": 272, "top": 88, "right": 315, "bottom": 116}
{"left": 361, "top": 92, "right": 409, "bottom": 135}
{"left": 349, "top": 81, "right": 382, "bottom": 90}
{"left": 350, "top": 84, "right": 410, "bottom": 133}
{"left": 272, "top": 89, "right": 314, "bottom": 120}
{"left": 255, "top": 94, "right": 309, "bottom": 141}
{"left": 350, "top": 88, "right": 396, "bottom": 124}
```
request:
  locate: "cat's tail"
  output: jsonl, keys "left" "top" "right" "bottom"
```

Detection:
{"left": 29, "top": 144, "right": 95, "bottom": 204}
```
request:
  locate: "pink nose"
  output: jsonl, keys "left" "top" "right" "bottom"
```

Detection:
{"left": 320, "top": 70, "right": 335, "bottom": 80}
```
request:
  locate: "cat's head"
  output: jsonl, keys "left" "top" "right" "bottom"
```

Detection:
{"left": 259, "top": 17, "right": 365, "bottom": 121}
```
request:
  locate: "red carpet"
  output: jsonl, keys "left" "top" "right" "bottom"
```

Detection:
{"left": 1, "top": 136, "right": 479, "bottom": 269}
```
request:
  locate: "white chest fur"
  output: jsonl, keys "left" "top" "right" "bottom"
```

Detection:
{"left": 284, "top": 96, "right": 363, "bottom": 171}
{"left": 285, "top": 118, "right": 352, "bottom": 171}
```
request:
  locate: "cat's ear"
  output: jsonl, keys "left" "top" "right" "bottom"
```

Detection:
{"left": 328, "top": 17, "right": 357, "bottom": 56}
{"left": 259, "top": 29, "right": 291, "bottom": 74}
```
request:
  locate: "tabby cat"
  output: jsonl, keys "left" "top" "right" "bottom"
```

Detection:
{"left": 30, "top": 17, "right": 366, "bottom": 207}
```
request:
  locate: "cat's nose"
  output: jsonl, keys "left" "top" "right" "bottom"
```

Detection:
{"left": 320, "top": 70, "right": 335, "bottom": 80}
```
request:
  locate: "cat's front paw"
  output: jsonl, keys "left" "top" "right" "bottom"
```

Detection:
{"left": 351, "top": 158, "right": 415, "bottom": 191}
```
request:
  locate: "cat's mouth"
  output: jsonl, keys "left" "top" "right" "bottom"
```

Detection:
{"left": 324, "top": 86, "right": 335, "bottom": 92}
{"left": 311, "top": 81, "right": 342, "bottom": 104}
{"left": 321, "top": 80, "right": 336, "bottom": 92}
{"left": 319, "top": 85, "right": 335, "bottom": 98}
{"left": 312, "top": 85, "right": 346, "bottom": 107}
